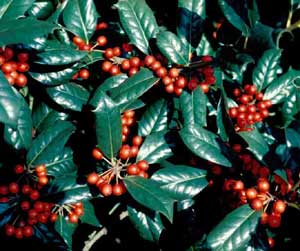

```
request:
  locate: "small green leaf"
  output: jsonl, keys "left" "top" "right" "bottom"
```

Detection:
{"left": 28, "top": 1, "right": 54, "bottom": 19}
{"left": 100, "top": 74, "right": 128, "bottom": 92}
{"left": 137, "top": 131, "right": 173, "bottom": 164}
{"left": 127, "top": 206, "right": 164, "bottom": 242}
{"left": 196, "top": 34, "right": 215, "bottom": 56}
{"left": 156, "top": 31, "right": 189, "bottom": 65}
{"left": 218, "top": 0, "right": 250, "bottom": 36}
{"left": 124, "top": 176, "right": 174, "bottom": 221}
{"left": 180, "top": 125, "right": 231, "bottom": 167}
{"left": 151, "top": 165, "right": 208, "bottom": 200}
{"left": 47, "top": 82, "right": 89, "bottom": 111}
{"left": 55, "top": 215, "right": 76, "bottom": 250}
{"left": 180, "top": 87, "right": 207, "bottom": 127}
{"left": 90, "top": 90, "right": 122, "bottom": 159}
{"left": 252, "top": 49, "right": 281, "bottom": 91}
{"left": 80, "top": 200, "right": 101, "bottom": 227}
{"left": 239, "top": 128, "right": 269, "bottom": 161}
{"left": 138, "top": 99, "right": 169, "bottom": 137}
{"left": 247, "top": 0, "right": 260, "bottom": 28}
{"left": 63, "top": 0, "right": 98, "bottom": 42}
{"left": 206, "top": 205, "right": 261, "bottom": 250}
{"left": 115, "top": 0, "right": 159, "bottom": 54}
{"left": 0, "top": 0, "right": 35, "bottom": 21}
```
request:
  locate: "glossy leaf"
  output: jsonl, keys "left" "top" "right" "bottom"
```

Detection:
{"left": 63, "top": 0, "right": 98, "bottom": 42}
{"left": 55, "top": 215, "right": 76, "bottom": 250}
{"left": 26, "top": 121, "right": 75, "bottom": 167}
{"left": 218, "top": 0, "right": 250, "bottom": 36}
{"left": 138, "top": 99, "right": 168, "bottom": 137}
{"left": 137, "top": 131, "right": 173, "bottom": 164}
{"left": 247, "top": 0, "right": 260, "bottom": 28}
{"left": 47, "top": 82, "right": 89, "bottom": 111}
{"left": 90, "top": 90, "right": 122, "bottom": 158}
{"left": 110, "top": 68, "right": 159, "bottom": 106}
{"left": 282, "top": 88, "right": 300, "bottom": 128}
{"left": 0, "top": 202, "right": 14, "bottom": 227}
{"left": 0, "top": 18, "right": 57, "bottom": 46}
{"left": 264, "top": 69, "right": 300, "bottom": 104}
{"left": 0, "top": 0, "right": 35, "bottom": 21}
{"left": 80, "top": 200, "right": 101, "bottom": 227}
{"left": 124, "top": 176, "right": 174, "bottom": 221}
{"left": 156, "top": 31, "right": 189, "bottom": 65}
{"left": 180, "top": 125, "right": 231, "bottom": 167}
{"left": 252, "top": 49, "right": 281, "bottom": 91}
{"left": 127, "top": 206, "right": 164, "bottom": 242}
{"left": 239, "top": 128, "right": 269, "bottom": 161}
{"left": 28, "top": 1, "right": 54, "bottom": 19}
{"left": 196, "top": 34, "right": 215, "bottom": 56}
{"left": 286, "top": 128, "right": 300, "bottom": 148}
{"left": 180, "top": 87, "right": 207, "bottom": 127}
{"left": 206, "top": 205, "right": 261, "bottom": 250}
{"left": 115, "top": 0, "right": 159, "bottom": 54}
{"left": 100, "top": 74, "right": 128, "bottom": 92}
{"left": 151, "top": 165, "right": 208, "bottom": 200}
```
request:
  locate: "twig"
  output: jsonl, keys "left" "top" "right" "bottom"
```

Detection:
{"left": 82, "top": 227, "right": 108, "bottom": 251}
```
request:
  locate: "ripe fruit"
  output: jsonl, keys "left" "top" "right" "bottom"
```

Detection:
{"left": 23, "top": 226, "right": 33, "bottom": 237}
{"left": 68, "top": 213, "right": 79, "bottom": 223}
{"left": 119, "top": 145, "right": 131, "bottom": 159}
{"left": 21, "top": 201, "right": 31, "bottom": 211}
{"left": 257, "top": 178, "right": 270, "bottom": 193}
{"left": 87, "top": 172, "right": 99, "bottom": 185}
{"left": 14, "top": 164, "right": 24, "bottom": 174}
{"left": 29, "top": 190, "right": 40, "bottom": 200}
{"left": 250, "top": 198, "right": 263, "bottom": 211}
{"left": 112, "top": 183, "right": 124, "bottom": 196}
{"left": 127, "top": 164, "right": 139, "bottom": 175}
{"left": 79, "top": 69, "right": 90, "bottom": 79}
{"left": 9, "top": 182, "right": 19, "bottom": 193}
{"left": 273, "top": 200, "right": 286, "bottom": 214}
{"left": 132, "top": 136, "right": 143, "bottom": 146}
{"left": 137, "top": 160, "right": 149, "bottom": 172}
{"left": 92, "top": 148, "right": 103, "bottom": 160}
{"left": 73, "top": 36, "right": 84, "bottom": 47}
{"left": 246, "top": 188, "right": 258, "bottom": 200}
{"left": 5, "top": 225, "right": 15, "bottom": 236}
{"left": 100, "top": 183, "right": 113, "bottom": 196}
{"left": 268, "top": 213, "right": 281, "bottom": 228}
{"left": 97, "top": 36, "right": 107, "bottom": 46}
{"left": 38, "top": 176, "right": 49, "bottom": 186}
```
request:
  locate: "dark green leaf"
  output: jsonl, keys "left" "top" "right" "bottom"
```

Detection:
{"left": 0, "top": 72, "right": 22, "bottom": 126}
{"left": 138, "top": 99, "right": 168, "bottom": 137}
{"left": 119, "top": 99, "right": 145, "bottom": 112}
{"left": 115, "top": 0, "right": 159, "bottom": 54}
{"left": 4, "top": 98, "right": 32, "bottom": 150}
{"left": 55, "top": 215, "right": 76, "bottom": 250}
{"left": 247, "top": 0, "right": 260, "bottom": 28}
{"left": 127, "top": 206, "right": 164, "bottom": 242}
{"left": 156, "top": 31, "right": 189, "bottom": 65}
{"left": 0, "top": 202, "right": 14, "bottom": 227}
{"left": 206, "top": 205, "right": 261, "bottom": 250}
{"left": 239, "top": 128, "right": 269, "bottom": 162}
{"left": 124, "top": 176, "right": 174, "bottom": 221}
{"left": 137, "top": 131, "right": 173, "bottom": 164}
{"left": 80, "top": 200, "right": 101, "bottom": 227}
{"left": 218, "top": 0, "right": 250, "bottom": 36}
{"left": 48, "top": 0, "right": 68, "bottom": 22}
{"left": 26, "top": 121, "right": 75, "bottom": 167}
{"left": 252, "top": 49, "right": 281, "bottom": 91}
{"left": 196, "top": 34, "right": 215, "bottom": 56}
{"left": 80, "top": 51, "right": 103, "bottom": 66}
{"left": 151, "top": 165, "right": 207, "bottom": 200}
{"left": 286, "top": 128, "right": 300, "bottom": 149}
{"left": 180, "top": 87, "right": 207, "bottom": 127}
{"left": 90, "top": 90, "right": 122, "bottom": 159}
{"left": 110, "top": 68, "right": 159, "bottom": 106}
{"left": 180, "top": 125, "right": 231, "bottom": 167}
{"left": 274, "top": 169, "right": 289, "bottom": 184}
{"left": 45, "top": 147, "right": 76, "bottom": 177}
{"left": 100, "top": 74, "right": 128, "bottom": 92}
{"left": 47, "top": 82, "right": 89, "bottom": 111}
{"left": 28, "top": 1, "right": 54, "bottom": 19}
{"left": 0, "top": 0, "right": 35, "bottom": 21}
{"left": 63, "top": 0, "right": 98, "bottom": 42}
{"left": 282, "top": 87, "right": 300, "bottom": 128}
{"left": 35, "top": 48, "right": 87, "bottom": 65}
{"left": 264, "top": 69, "right": 300, "bottom": 104}
{"left": 0, "top": 18, "right": 57, "bottom": 46}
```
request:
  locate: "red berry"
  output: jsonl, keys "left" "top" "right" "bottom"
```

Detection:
{"left": 175, "top": 76, "right": 187, "bottom": 88}
{"left": 22, "top": 185, "right": 31, "bottom": 194}
{"left": 156, "top": 67, "right": 167, "bottom": 78}
{"left": 246, "top": 188, "right": 258, "bottom": 200}
{"left": 4, "top": 47, "right": 14, "bottom": 60}
{"left": 138, "top": 171, "right": 149, "bottom": 179}
{"left": 68, "top": 213, "right": 79, "bottom": 223}
{"left": 127, "top": 164, "right": 139, "bottom": 175}
{"left": 17, "top": 52, "right": 29, "bottom": 62}
{"left": 15, "top": 228, "right": 23, "bottom": 239}
{"left": 97, "top": 36, "right": 107, "bottom": 47}
{"left": 17, "top": 62, "right": 30, "bottom": 72}
{"left": 30, "top": 190, "right": 40, "bottom": 200}
{"left": 129, "top": 57, "right": 141, "bottom": 68}
{"left": 74, "top": 206, "right": 84, "bottom": 216}
{"left": 137, "top": 160, "right": 149, "bottom": 172}
{"left": 119, "top": 145, "right": 131, "bottom": 159}
{"left": 112, "top": 183, "right": 125, "bottom": 196}
{"left": 250, "top": 198, "right": 263, "bottom": 211}
{"left": 104, "top": 48, "right": 114, "bottom": 59}
{"left": 5, "top": 224, "right": 15, "bottom": 236}
{"left": 273, "top": 200, "right": 286, "bottom": 214}
{"left": 132, "top": 136, "right": 143, "bottom": 146}
{"left": 233, "top": 180, "right": 244, "bottom": 191}
{"left": 109, "top": 65, "right": 121, "bottom": 76}
{"left": 73, "top": 36, "right": 85, "bottom": 47}
{"left": 201, "top": 55, "right": 213, "bottom": 62}
{"left": 268, "top": 213, "right": 281, "bottom": 228}
{"left": 35, "top": 164, "right": 46, "bottom": 173}
{"left": 121, "top": 59, "right": 131, "bottom": 71}
{"left": 144, "top": 55, "right": 156, "bottom": 67}
{"left": 0, "top": 185, "right": 8, "bottom": 195}
{"left": 38, "top": 176, "right": 49, "bottom": 186}
{"left": 102, "top": 61, "right": 112, "bottom": 72}
{"left": 15, "top": 73, "right": 27, "bottom": 87}
{"left": 113, "top": 47, "right": 121, "bottom": 57}
{"left": 21, "top": 201, "right": 31, "bottom": 211}
{"left": 79, "top": 69, "right": 90, "bottom": 79}
{"left": 50, "top": 213, "right": 58, "bottom": 222}
{"left": 100, "top": 183, "right": 113, "bottom": 196}
{"left": 257, "top": 178, "right": 270, "bottom": 193}
{"left": 9, "top": 182, "right": 19, "bottom": 193}
{"left": 87, "top": 172, "right": 99, "bottom": 185}
{"left": 23, "top": 226, "right": 33, "bottom": 237}
{"left": 96, "top": 22, "right": 108, "bottom": 30}
{"left": 92, "top": 148, "right": 103, "bottom": 160}
{"left": 130, "top": 146, "right": 139, "bottom": 158}
{"left": 168, "top": 68, "right": 180, "bottom": 78}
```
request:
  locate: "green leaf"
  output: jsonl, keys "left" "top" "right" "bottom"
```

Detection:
{"left": 0, "top": 18, "right": 57, "bottom": 46}
{"left": 252, "top": 49, "right": 281, "bottom": 91}
{"left": 47, "top": 83, "right": 89, "bottom": 111}
{"left": 264, "top": 69, "right": 300, "bottom": 104}
{"left": 48, "top": 0, "right": 68, "bottom": 23}
{"left": 282, "top": 88, "right": 300, "bottom": 128}
{"left": 55, "top": 215, "right": 76, "bottom": 250}
{"left": 180, "top": 87, "right": 207, "bottom": 127}
{"left": 35, "top": 48, "right": 87, "bottom": 65}
{"left": 45, "top": 147, "right": 76, "bottom": 177}
{"left": 127, "top": 206, "right": 164, "bottom": 242}
{"left": 47, "top": 174, "right": 94, "bottom": 204}
{"left": 26, "top": 121, "right": 75, "bottom": 167}
{"left": 274, "top": 169, "right": 289, "bottom": 184}
{"left": 124, "top": 176, "right": 174, "bottom": 221}
{"left": 100, "top": 74, "right": 128, "bottom": 92}
{"left": 90, "top": 90, "right": 122, "bottom": 159}
{"left": 110, "top": 68, "right": 159, "bottom": 106}
{"left": 63, "top": 0, "right": 98, "bottom": 42}
{"left": 0, "top": 202, "right": 14, "bottom": 227}
{"left": 29, "top": 65, "right": 78, "bottom": 85}
{"left": 138, "top": 99, "right": 168, "bottom": 137}
{"left": 137, "top": 131, "right": 173, "bottom": 164}
{"left": 206, "top": 205, "right": 261, "bottom": 251}
{"left": 178, "top": 0, "right": 206, "bottom": 53}
{"left": 196, "top": 34, "right": 215, "bottom": 56}
{"left": 239, "top": 128, "right": 269, "bottom": 162}
{"left": 0, "top": 0, "right": 35, "bottom": 21}
{"left": 3, "top": 98, "right": 32, "bottom": 150}
{"left": 180, "top": 125, "right": 231, "bottom": 167}
{"left": 28, "top": 1, "right": 54, "bottom": 19}
{"left": 218, "top": 0, "right": 250, "bottom": 36}
{"left": 286, "top": 128, "right": 300, "bottom": 148}
{"left": 0, "top": 71, "right": 22, "bottom": 126}
{"left": 32, "top": 102, "right": 68, "bottom": 133}
{"left": 156, "top": 31, "right": 189, "bottom": 65}
{"left": 115, "top": 0, "right": 159, "bottom": 54}
{"left": 247, "top": 0, "right": 260, "bottom": 28}
{"left": 151, "top": 165, "right": 207, "bottom": 200}
{"left": 80, "top": 200, "right": 101, "bottom": 227}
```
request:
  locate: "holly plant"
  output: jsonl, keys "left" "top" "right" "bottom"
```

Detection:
{"left": 1, "top": 0, "right": 300, "bottom": 250}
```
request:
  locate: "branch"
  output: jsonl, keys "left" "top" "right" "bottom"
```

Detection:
{"left": 83, "top": 227, "right": 108, "bottom": 251}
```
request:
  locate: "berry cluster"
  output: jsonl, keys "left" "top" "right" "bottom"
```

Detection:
{"left": 228, "top": 85, "right": 272, "bottom": 131}
{"left": 121, "top": 110, "right": 136, "bottom": 142}
{"left": 0, "top": 47, "right": 30, "bottom": 87}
